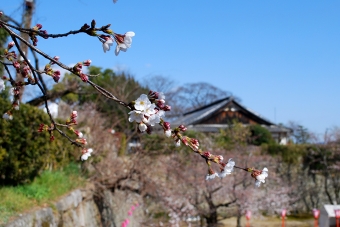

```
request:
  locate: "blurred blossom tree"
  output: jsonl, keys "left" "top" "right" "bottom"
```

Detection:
{"left": 0, "top": 5, "right": 267, "bottom": 186}
{"left": 0, "top": 2, "right": 273, "bottom": 220}
{"left": 1, "top": 3, "right": 340, "bottom": 227}
{"left": 156, "top": 149, "right": 294, "bottom": 227}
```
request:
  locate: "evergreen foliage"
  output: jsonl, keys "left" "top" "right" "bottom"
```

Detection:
{"left": 216, "top": 121, "right": 251, "bottom": 149}
{"left": 249, "top": 124, "right": 275, "bottom": 145}
{"left": 0, "top": 97, "right": 76, "bottom": 185}
{"left": 266, "top": 143, "right": 306, "bottom": 164}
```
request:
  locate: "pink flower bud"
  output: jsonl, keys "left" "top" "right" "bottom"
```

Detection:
{"left": 163, "top": 121, "right": 171, "bottom": 130}
{"left": 37, "top": 123, "right": 45, "bottom": 132}
{"left": 148, "top": 90, "right": 159, "bottom": 99}
{"left": 23, "top": 66, "right": 31, "bottom": 77}
{"left": 216, "top": 155, "right": 223, "bottom": 161}
{"left": 36, "top": 24, "right": 42, "bottom": 29}
{"left": 181, "top": 136, "right": 188, "bottom": 145}
{"left": 163, "top": 105, "right": 171, "bottom": 111}
{"left": 146, "top": 125, "right": 152, "bottom": 134}
{"left": 178, "top": 124, "right": 187, "bottom": 132}
{"left": 203, "top": 151, "right": 212, "bottom": 158}
{"left": 13, "top": 61, "right": 20, "bottom": 69}
{"left": 33, "top": 37, "right": 38, "bottom": 46}
{"left": 76, "top": 138, "right": 87, "bottom": 145}
{"left": 75, "top": 130, "right": 83, "bottom": 138}
{"left": 191, "top": 138, "right": 199, "bottom": 147}
{"left": 71, "top": 111, "right": 78, "bottom": 119}
{"left": 114, "top": 33, "right": 125, "bottom": 44}
{"left": 73, "top": 63, "right": 82, "bottom": 72}
{"left": 83, "top": 60, "right": 91, "bottom": 66}
{"left": 40, "top": 30, "right": 48, "bottom": 39}
{"left": 156, "top": 100, "right": 164, "bottom": 109}
{"left": 53, "top": 70, "right": 61, "bottom": 83}
{"left": 7, "top": 41, "right": 15, "bottom": 49}
{"left": 80, "top": 73, "right": 88, "bottom": 82}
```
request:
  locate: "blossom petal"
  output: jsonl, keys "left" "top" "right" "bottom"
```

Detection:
{"left": 125, "top": 31, "right": 135, "bottom": 37}
{"left": 138, "top": 123, "right": 147, "bottom": 132}
{"left": 115, "top": 45, "right": 120, "bottom": 56}
{"left": 255, "top": 180, "right": 262, "bottom": 187}
{"left": 206, "top": 173, "right": 219, "bottom": 181}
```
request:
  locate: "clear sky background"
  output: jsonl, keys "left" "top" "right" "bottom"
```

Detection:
{"left": 1, "top": 0, "right": 340, "bottom": 138}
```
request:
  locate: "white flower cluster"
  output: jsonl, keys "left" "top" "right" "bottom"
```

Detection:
{"left": 218, "top": 158, "right": 236, "bottom": 178}
{"left": 128, "top": 94, "right": 165, "bottom": 132}
{"left": 255, "top": 167, "right": 268, "bottom": 187}
{"left": 102, "top": 31, "right": 135, "bottom": 56}
{"left": 81, "top": 148, "right": 93, "bottom": 161}
{"left": 206, "top": 158, "right": 235, "bottom": 180}
{"left": 2, "top": 112, "right": 12, "bottom": 120}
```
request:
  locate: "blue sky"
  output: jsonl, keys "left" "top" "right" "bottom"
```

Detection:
{"left": 1, "top": 0, "right": 340, "bottom": 138}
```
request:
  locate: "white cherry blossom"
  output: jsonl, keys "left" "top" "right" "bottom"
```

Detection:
{"left": 81, "top": 148, "right": 93, "bottom": 161}
{"left": 206, "top": 172, "right": 219, "bottom": 181}
{"left": 147, "top": 110, "right": 164, "bottom": 126}
{"left": 218, "top": 158, "right": 235, "bottom": 178}
{"left": 175, "top": 140, "right": 181, "bottom": 147}
{"left": 3, "top": 113, "right": 13, "bottom": 120}
{"left": 144, "top": 103, "right": 156, "bottom": 117}
{"left": 134, "top": 94, "right": 152, "bottom": 111}
{"left": 255, "top": 167, "right": 268, "bottom": 187}
{"left": 114, "top": 31, "right": 135, "bottom": 56}
{"left": 128, "top": 110, "right": 144, "bottom": 123}
{"left": 103, "top": 38, "right": 114, "bottom": 53}
{"left": 165, "top": 130, "right": 172, "bottom": 137}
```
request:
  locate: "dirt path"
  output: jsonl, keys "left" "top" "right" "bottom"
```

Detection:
{"left": 220, "top": 216, "right": 315, "bottom": 227}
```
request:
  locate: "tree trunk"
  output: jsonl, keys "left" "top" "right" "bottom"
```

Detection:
{"left": 205, "top": 210, "right": 218, "bottom": 227}
{"left": 236, "top": 213, "right": 242, "bottom": 227}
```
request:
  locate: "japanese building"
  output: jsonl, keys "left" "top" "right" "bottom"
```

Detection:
{"left": 172, "top": 97, "right": 292, "bottom": 145}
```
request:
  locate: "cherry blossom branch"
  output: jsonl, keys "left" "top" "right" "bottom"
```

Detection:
{"left": 0, "top": 12, "right": 270, "bottom": 187}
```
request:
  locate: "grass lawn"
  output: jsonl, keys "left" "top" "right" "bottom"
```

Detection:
{"left": 0, "top": 163, "right": 85, "bottom": 225}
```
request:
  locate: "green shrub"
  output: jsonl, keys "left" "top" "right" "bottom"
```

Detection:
{"left": 0, "top": 97, "right": 76, "bottom": 185}
{"left": 266, "top": 143, "right": 306, "bottom": 164}
{"left": 215, "top": 121, "right": 251, "bottom": 149}
{"left": 249, "top": 124, "right": 275, "bottom": 145}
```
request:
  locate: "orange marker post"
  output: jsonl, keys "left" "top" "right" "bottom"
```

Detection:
{"left": 245, "top": 210, "right": 251, "bottom": 227}
{"left": 281, "top": 209, "right": 287, "bottom": 227}
{"left": 312, "top": 208, "right": 320, "bottom": 227}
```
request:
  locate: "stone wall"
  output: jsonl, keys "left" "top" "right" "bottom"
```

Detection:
{"left": 4, "top": 185, "right": 144, "bottom": 227}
